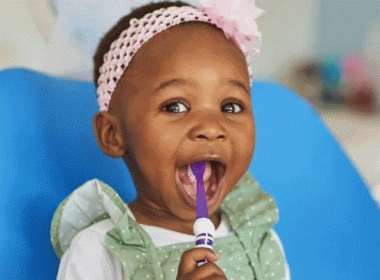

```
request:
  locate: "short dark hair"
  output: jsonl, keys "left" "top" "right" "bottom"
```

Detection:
{"left": 93, "top": 1, "right": 195, "bottom": 87}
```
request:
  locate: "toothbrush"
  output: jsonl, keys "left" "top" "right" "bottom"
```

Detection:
{"left": 190, "top": 161, "right": 215, "bottom": 266}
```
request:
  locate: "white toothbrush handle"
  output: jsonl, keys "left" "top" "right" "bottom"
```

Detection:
{"left": 193, "top": 218, "right": 215, "bottom": 266}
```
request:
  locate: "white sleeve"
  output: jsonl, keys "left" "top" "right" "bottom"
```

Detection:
{"left": 270, "top": 229, "right": 291, "bottom": 280}
{"left": 57, "top": 229, "right": 123, "bottom": 280}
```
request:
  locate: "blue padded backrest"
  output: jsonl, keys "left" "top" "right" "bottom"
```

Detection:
{"left": 0, "top": 68, "right": 134, "bottom": 279}
{"left": 1, "top": 68, "right": 379, "bottom": 279}
{"left": 249, "top": 83, "right": 380, "bottom": 279}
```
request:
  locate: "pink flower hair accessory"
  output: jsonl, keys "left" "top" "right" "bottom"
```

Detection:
{"left": 200, "top": 0, "right": 264, "bottom": 54}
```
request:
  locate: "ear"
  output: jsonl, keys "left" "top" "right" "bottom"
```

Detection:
{"left": 93, "top": 111, "right": 125, "bottom": 158}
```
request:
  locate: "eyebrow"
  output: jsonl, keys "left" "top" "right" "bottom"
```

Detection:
{"left": 227, "top": 79, "right": 250, "bottom": 96}
{"left": 153, "top": 78, "right": 250, "bottom": 96}
{"left": 153, "top": 78, "right": 195, "bottom": 94}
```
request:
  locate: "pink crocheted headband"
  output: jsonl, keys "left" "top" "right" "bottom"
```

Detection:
{"left": 97, "top": 0, "right": 264, "bottom": 111}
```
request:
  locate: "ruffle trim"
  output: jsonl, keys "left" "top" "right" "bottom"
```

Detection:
{"left": 50, "top": 179, "right": 127, "bottom": 258}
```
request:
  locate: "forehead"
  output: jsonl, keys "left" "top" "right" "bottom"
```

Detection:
{"left": 123, "top": 22, "right": 249, "bottom": 81}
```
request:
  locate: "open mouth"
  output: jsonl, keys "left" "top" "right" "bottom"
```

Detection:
{"left": 175, "top": 160, "right": 226, "bottom": 208}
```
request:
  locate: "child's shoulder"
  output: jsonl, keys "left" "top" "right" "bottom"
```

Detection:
{"left": 50, "top": 179, "right": 127, "bottom": 259}
{"left": 220, "top": 172, "right": 279, "bottom": 233}
{"left": 222, "top": 172, "right": 277, "bottom": 211}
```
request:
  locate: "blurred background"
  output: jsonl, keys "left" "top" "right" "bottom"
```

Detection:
{"left": 1, "top": 0, "right": 379, "bottom": 206}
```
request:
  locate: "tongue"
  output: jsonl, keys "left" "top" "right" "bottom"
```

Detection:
{"left": 202, "top": 161, "right": 212, "bottom": 184}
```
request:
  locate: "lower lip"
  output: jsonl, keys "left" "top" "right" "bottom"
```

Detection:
{"left": 175, "top": 171, "right": 223, "bottom": 210}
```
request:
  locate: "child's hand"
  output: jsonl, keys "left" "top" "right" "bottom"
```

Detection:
{"left": 176, "top": 248, "right": 226, "bottom": 280}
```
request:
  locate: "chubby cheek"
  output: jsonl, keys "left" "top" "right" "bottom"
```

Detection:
{"left": 228, "top": 121, "right": 255, "bottom": 188}
{"left": 142, "top": 119, "right": 185, "bottom": 164}
{"left": 125, "top": 116, "right": 184, "bottom": 186}
{"left": 243, "top": 124, "right": 255, "bottom": 164}
{"left": 242, "top": 115, "right": 256, "bottom": 158}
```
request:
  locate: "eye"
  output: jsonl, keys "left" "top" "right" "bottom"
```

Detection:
{"left": 222, "top": 103, "right": 243, "bottom": 113}
{"left": 162, "top": 101, "right": 189, "bottom": 113}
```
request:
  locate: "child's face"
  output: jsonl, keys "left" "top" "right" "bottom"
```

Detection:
{"left": 104, "top": 23, "right": 255, "bottom": 222}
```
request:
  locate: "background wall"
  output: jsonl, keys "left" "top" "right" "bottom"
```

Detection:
{"left": 0, "top": 0, "right": 319, "bottom": 81}
{"left": 316, "top": 1, "right": 380, "bottom": 58}
{"left": 1, "top": 1, "right": 379, "bottom": 84}
{"left": 0, "top": 0, "right": 48, "bottom": 72}
{"left": 253, "top": 0, "right": 318, "bottom": 80}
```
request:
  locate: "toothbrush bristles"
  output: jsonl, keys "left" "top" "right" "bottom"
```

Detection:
{"left": 188, "top": 165, "right": 196, "bottom": 183}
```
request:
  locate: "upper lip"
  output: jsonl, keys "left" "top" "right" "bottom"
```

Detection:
{"left": 176, "top": 153, "right": 228, "bottom": 169}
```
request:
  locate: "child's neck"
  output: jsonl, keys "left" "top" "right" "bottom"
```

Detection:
{"left": 128, "top": 200, "right": 221, "bottom": 235}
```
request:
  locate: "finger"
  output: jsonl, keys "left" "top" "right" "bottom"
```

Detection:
{"left": 190, "top": 262, "right": 226, "bottom": 279}
{"left": 178, "top": 248, "right": 219, "bottom": 275}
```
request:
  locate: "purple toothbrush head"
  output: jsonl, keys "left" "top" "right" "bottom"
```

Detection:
{"left": 190, "top": 161, "right": 209, "bottom": 219}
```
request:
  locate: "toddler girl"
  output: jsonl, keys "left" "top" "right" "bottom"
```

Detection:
{"left": 51, "top": 1, "right": 290, "bottom": 279}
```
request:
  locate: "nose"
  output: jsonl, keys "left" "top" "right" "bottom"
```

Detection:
{"left": 189, "top": 115, "right": 227, "bottom": 142}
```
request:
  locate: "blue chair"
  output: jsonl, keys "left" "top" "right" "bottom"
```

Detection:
{"left": 1, "top": 68, "right": 379, "bottom": 279}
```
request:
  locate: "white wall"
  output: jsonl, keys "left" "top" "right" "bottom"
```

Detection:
{"left": 316, "top": 1, "right": 380, "bottom": 58}
{"left": 2, "top": 1, "right": 379, "bottom": 83}
{"left": 252, "top": 0, "right": 318, "bottom": 81}
{"left": 0, "top": 0, "right": 48, "bottom": 71}
{"left": 0, "top": 0, "right": 319, "bottom": 82}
